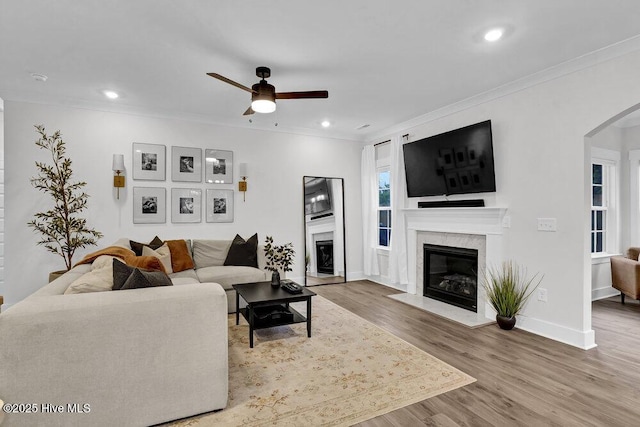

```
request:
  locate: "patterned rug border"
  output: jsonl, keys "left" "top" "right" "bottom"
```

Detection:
{"left": 172, "top": 295, "right": 476, "bottom": 426}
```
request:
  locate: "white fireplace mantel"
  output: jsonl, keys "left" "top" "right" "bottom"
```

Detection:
{"left": 403, "top": 207, "right": 508, "bottom": 235}
{"left": 399, "top": 206, "right": 508, "bottom": 326}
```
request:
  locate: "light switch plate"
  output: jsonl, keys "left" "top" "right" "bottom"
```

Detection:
{"left": 537, "top": 218, "right": 557, "bottom": 232}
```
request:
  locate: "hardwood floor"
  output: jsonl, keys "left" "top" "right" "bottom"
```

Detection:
{"left": 312, "top": 281, "right": 640, "bottom": 426}
{"left": 305, "top": 274, "right": 345, "bottom": 286}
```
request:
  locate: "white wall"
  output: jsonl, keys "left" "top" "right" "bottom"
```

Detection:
{"left": 3, "top": 102, "right": 363, "bottom": 307}
{"left": 367, "top": 47, "right": 640, "bottom": 349}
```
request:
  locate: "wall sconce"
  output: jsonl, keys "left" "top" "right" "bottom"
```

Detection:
{"left": 239, "top": 163, "right": 248, "bottom": 202}
{"left": 112, "top": 154, "right": 125, "bottom": 199}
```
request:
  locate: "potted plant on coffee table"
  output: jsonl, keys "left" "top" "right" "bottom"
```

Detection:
{"left": 482, "top": 261, "right": 543, "bottom": 330}
{"left": 28, "top": 125, "right": 103, "bottom": 281}
{"left": 264, "top": 236, "right": 295, "bottom": 287}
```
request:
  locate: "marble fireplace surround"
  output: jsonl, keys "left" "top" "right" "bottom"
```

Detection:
{"left": 389, "top": 207, "right": 507, "bottom": 328}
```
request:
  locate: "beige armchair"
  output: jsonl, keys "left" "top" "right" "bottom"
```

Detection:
{"left": 610, "top": 247, "right": 640, "bottom": 303}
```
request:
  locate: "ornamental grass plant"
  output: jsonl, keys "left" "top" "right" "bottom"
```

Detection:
{"left": 482, "top": 261, "right": 543, "bottom": 318}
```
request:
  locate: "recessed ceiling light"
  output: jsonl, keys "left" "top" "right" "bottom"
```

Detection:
{"left": 30, "top": 73, "right": 48, "bottom": 82}
{"left": 103, "top": 90, "right": 119, "bottom": 99}
{"left": 484, "top": 28, "right": 503, "bottom": 42}
{"left": 321, "top": 120, "right": 331, "bottom": 128}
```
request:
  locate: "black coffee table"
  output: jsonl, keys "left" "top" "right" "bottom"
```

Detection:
{"left": 233, "top": 281, "right": 316, "bottom": 348}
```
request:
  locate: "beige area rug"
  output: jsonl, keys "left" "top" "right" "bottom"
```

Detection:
{"left": 171, "top": 296, "right": 475, "bottom": 426}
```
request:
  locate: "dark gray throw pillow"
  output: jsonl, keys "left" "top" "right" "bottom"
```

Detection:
{"left": 129, "top": 236, "right": 164, "bottom": 256}
{"left": 223, "top": 233, "right": 259, "bottom": 268}
{"left": 112, "top": 258, "right": 172, "bottom": 291}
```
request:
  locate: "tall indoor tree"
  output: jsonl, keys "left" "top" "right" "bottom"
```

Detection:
{"left": 28, "top": 125, "right": 103, "bottom": 271}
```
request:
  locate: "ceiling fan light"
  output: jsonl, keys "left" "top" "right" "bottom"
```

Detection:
{"left": 251, "top": 99, "right": 276, "bottom": 113}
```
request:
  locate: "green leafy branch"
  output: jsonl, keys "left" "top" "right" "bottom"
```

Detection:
{"left": 28, "top": 125, "right": 103, "bottom": 271}
{"left": 264, "top": 236, "right": 295, "bottom": 273}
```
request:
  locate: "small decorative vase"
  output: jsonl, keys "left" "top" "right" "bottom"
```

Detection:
{"left": 271, "top": 271, "right": 281, "bottom": 287}
{"left": 496, "top": 315, "right": 516, "bottom": 330}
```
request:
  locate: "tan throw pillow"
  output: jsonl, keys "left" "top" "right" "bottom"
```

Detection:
{"left": 64, "top": 260, "right": 116, "bottom": 294}
{"left": 142, "top": 243, "right": 173, "bottom": 274}
{"left": 166, "top": 239, "right": 195, "bottom": 272}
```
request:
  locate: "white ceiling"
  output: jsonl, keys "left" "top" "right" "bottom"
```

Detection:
{"left": 1, "top": 1, "right": 640, "bottom": 140}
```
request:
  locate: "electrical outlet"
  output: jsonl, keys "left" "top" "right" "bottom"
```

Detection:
{"left": 502, "top": 215, "right": 511, "bottom": 228}
{"left": 537, "top": 218, "right": 557, "bottom": 232}
{"left": 537, "top": 288, "right": 548, "bottom": 302}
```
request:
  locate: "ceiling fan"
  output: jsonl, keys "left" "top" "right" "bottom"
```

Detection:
{"left": 207, "top": 66, "right": 328, "bottom": 115}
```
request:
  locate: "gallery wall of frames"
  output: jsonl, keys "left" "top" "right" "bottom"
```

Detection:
{"left": 132, "top": 143, "right": 235, "bottom": 224}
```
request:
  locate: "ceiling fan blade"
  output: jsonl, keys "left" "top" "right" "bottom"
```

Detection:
{"left": 275, "top": 90, "right": 329, "bottom": 100}
{"left": 207, "top": 73, "right": 256, "bottom": 93}
{"left": 243, "top": 106, "right": 255, "bottom": 116}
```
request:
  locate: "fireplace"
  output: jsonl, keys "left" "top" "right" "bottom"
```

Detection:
{"left": 423, "top": 244, "right": 478, "bottom": 312}
{"left": 316, "top": 240, "right": 334, "bottom": 274}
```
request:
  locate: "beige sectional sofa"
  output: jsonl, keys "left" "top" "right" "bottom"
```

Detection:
{"left": 179, "top": 239, "right": 270, "bottom": 312}
{"left": 0, "top": 237, "right": 270, "bottom": 426}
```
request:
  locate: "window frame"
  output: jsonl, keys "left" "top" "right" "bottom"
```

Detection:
{"left": 377, "top": 168, "right": 391, "bottom": 248}
{"left": 590, "top": 147, "right": 620, "bottom": 258}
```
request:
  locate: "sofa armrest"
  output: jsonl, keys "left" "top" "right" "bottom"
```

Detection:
{"left": 0, "top": 283, "right": 228, "bottom": 427}
{"left": 611, "top": 256, "right": 640, "bottom": 299}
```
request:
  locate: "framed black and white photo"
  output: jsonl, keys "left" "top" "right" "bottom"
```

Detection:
{"left": 133, "top": 187, "right": 166, "bottom": 223}
{"left": 133, "top": 143, "right": 166, "bottom": 181}
{"left": 171, "top": 146, "right": 202, "bottom": 182}
{"left": 204, "top": 149, "right": 233, "bottom": 183}
{"left": 206, "top": 189, "right": 234, "bottom": 223}
{"left": 172, "top": 188, "right": 202, "bottom": 223}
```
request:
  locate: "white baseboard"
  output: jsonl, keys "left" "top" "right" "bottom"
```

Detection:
{"left": 347, "top": 270, "right": 365, "bottom": 281}
{"left": 592, "top": 287, "right": 620, "bottom": 301}
{"left": 361, "top": 275, "right": 407, "bottom": 292}
{"left": 516, "top": 315, "right": 597, "bottom": 350}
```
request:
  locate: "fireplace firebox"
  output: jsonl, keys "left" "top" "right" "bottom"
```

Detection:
{"left": 316, "top": 240, "right": 334, "bottom": 274}
{"left": 423, "top": 244, "right": 478, "bottom": 312}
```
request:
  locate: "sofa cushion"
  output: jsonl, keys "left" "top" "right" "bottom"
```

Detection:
{"left": 130, "top": 236, "right": 164, "bottom": 256}
{"left": 166, "top": 239, "right": 195, "bottom": 272}
{"left": 223, "top": 234, "right": 258, "bottom": 268}
{"left": 142, "top": 243, "right": 173, "bottom": 274}
{"left": 64, "top": 259, "right": 117, "bottom": 294}
{"left": 112, "top": 259, "right": 172, "bottom": 291}
{"left": 168, "top": 268, "right": 200, "bottom": 286}
{"left": 196, "top": 265, "right": 267, "bottom": 291}
{"left": 192, "top": 240, "right": 232, "bottom": 268}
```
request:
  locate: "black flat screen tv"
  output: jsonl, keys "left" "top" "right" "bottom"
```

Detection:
{"left": 403, "top": 120, "right": 496, "bottom": 197}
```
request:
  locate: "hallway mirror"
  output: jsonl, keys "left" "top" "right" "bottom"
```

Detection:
{"left": 303, "top": 176, "right": 346, "bottom": 286}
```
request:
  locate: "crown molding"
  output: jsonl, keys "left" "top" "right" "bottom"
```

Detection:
{"left": 365, "top": 34, "right": 640, "bottom": 144}
{"left": 0, "top": 95, "right": 361, "bottom": 143}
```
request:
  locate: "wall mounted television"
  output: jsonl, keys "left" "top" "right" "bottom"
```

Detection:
{"left": 403, "top": 120, "right": 496, "bottom": 197}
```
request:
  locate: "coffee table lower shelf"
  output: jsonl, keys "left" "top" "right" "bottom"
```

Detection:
{"left": 239, "top": 305, "right": 306, "bottom": 329}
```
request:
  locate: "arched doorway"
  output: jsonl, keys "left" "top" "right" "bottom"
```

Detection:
{"left": 584, "top": 103, "right": 640, "bottom": 335}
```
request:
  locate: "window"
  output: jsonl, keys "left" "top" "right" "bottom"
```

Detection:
{"left": 591, "top": 163, "right": 606, "bottom": 253}
{"left": 590, "top": 147, "right": 619, "bottom": 256}
{"left": 378, "top": 170, "right": 391, "bottom": 247}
